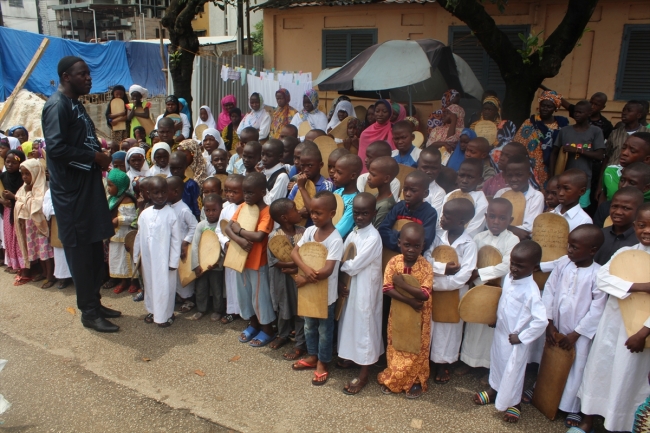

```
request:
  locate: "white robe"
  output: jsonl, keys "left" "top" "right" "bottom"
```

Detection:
{"left": 337, "top": 225, "right": 384, "bottom": 365}
{"left": 541, "top": 257, "right": 606, "bottom": 413}
{"left": 146, "top": 164, "right": 171, "bottom": 178}
{"left": 172, "top": 200, "right": 197, "bottom": 299}
{"left": 425, "top": 180, "right": 446, "bottom": 218}
{"left": 42, "top": 189, "right": 71, "bottom": 279}
{"left": 217, "top": 202, "right": 240, "bottom": 315}
{"left": 440, "top": 189, "right": 488, "bottom": 238}
{"left": 578, "top": 244, "right": 650, "bottom": 431}
{"left": 427, "top": 231, "right": 477, "bottom": 363}
{"left": 489, "top": 274, "right": 547, "bottom": 411}
{"left": 133, "top": 205, "right": 182, "bottom": 324}
{"left": 460, "top": 229, "right": 520, "bottom": 368}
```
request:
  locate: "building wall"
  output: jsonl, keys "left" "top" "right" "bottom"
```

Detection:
{"left": 0, "top": 0, "right": 40, "bottom": 33}
{"left": 263, "top": 0, "right": 650, "bottom": 122}
{"left": 207, "top": 1, "right": 262, "bottom": 38}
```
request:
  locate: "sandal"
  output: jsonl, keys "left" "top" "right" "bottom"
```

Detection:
{"left": 291, "top": 358, "right": 317, "bottom": 370}
{"left": 220, "top": 314, "right": 236, "bottom": 324}
{"left": 101, "top": 279, "right": 118, "bottom": 289}
{"left": 342, "top": 377, "right": 368, "bottom": 395}
{"left": 312, "top": 371, "right": 329, "bottom": 386}
{"left": 144, "top": 313, "right": 154, "bottom": 324}
{"left": 13, "top": 275, "right": 32, "bottom": 286}
{"left": 565, "top": 413, "right": 582, "bottom": 428}
{"left": 434, "top": 366, "right": 451, "bottom": 384}
{"left": 503, "top": 406, "right": 520, "bottom": 423}
{"left": 113, "top": 281, "right": 128, "bottom": 294}
{"left": 179, "top": 301, "right": 195, "bottom": 313}
{"left": 283, "top": 348, "right": 306, "bottom": 361}
{"left": 380, "top": 385, "right": 393, "bottom": 395}
{"left": 158, "top": 315, "right": 175, "bottom": 328}
{"left": 249, "top": 331, "right": 275, "bottom": 347}
{"left": 474, "top": 391, "right": 494, "bottom": 405}
{"left": 32, "top": 274, "right": 45, "bottom": 283}
{"left": 268, "top": 336, "right": 289, "bottom": 350}
{"left": 127, "top": 284, "right": 139, "bottom": 294}
{"left": 238, "top": 325, "right": 260, "bottom": 343}
{"left": 41, "top": 280, "right": 55, "bottom": 289}
{"left": 522, "top": 388, "right": 534, "bottom": 404}
{"left": 133, "top": 291, "right": 144, "bottom": 302}
{"left": 57, "top": 279, "right": 71, "bottom": 290}
{"left": 405, "top": 383, "right": 424, "bottom": 399}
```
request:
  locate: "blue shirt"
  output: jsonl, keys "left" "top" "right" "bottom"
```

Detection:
{"left": 378, "top": 200, "right": 437, "bottom": 253}
{"left": 392, "top": 145, "right": 421, "bottom": 168}
{"left": 289, "top": 175, "right": 334, "bottom": 227}
{"left": 183, "top": 178, "right": 201, "bottom": 219}
{"left": 334, "top": 188, "right": 357, "bottom": 239}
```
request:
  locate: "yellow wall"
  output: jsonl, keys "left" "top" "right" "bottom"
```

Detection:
{"left": 192, "top": 4, "right": 210, "bottom": 35}
{"left": 263, "top": 0, "right": 650, "bottom": 123}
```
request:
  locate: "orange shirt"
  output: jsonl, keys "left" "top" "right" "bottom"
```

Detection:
{"left": 232, "top": 204, "right": 273, "bottom": 270}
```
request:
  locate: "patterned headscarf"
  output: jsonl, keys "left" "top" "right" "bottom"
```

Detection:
{"left": 107, "top": 168, "right": 132, "bottom": 211}
{"left": 218, "top": 95, "right": 237, "bottom": 131}
{"left": 8, "top": 126, "right": 28, "bottom": 141}
{"left": 178, "top": 139, "right": 208, "bottom": 186}
{"left": 539, "top": 90, "right": 562, "bottom": 109}
{"left": 112, "top": 151, "right": 127, "bottom": 163}
{"left": 406, "top": 116, "right": 420, "bottom": 130}
{"left": 427, "top": 89, "right": 461, "bottom": 132}
{"left": 482, "top": 96, "right": 502, "bottom": 122}
{"left": 300, "top": 89, "right": 320, "bottom": 120}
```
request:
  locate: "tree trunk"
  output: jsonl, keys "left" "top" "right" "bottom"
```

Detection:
{"left": 501, "top": 70, "right": 542, "bottom": 127}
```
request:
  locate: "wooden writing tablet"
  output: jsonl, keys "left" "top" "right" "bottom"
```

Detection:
{"left": 473, "top": 120, "right": 498, "bottom": 146}
{"left": 329, "top": 117, "right": 351, "bottom": 140}
{"left": 199, "top": 230, "right": 221, "bottom": 270}
{"left": 610, "top": 249, "right": 650, "bottom": 348}
{"left": 390, "top": 273, "right": 423, "bottom": 354}
{"left": 124, "top": 230, "right": 137, "bottom": 253}
{"left": 447, "top": 190, "right": 475, "bottom": 205}
{"left": 219, "top": 219, "right": 228, "bottom": 235}
{"left": 381, "top": 220, "right": 413, "bottom": 269}
{"left": 178, "top": 246, "right": 196, "bottom": 287}
{"left": 532, "top": 213, "right": 570, "bottom": 289}
{"left": 268, "top": 235, "right": 294, "bottom": 263}
{"left": 335, "top": 242, "right": 357, "bottom": 320}
{"left": 298, "top": 121, "right": 311, "bottom": 138}
{"left": 135, "top": 107, "right": 155, "bottom": 134}
{"left": 603, "top": 216, "right": 613, "bottom": 228}
{"left": 110, "top": 99, "right": 126, "bottom": 131}
{"left": 532, "top": 333, "right": 576, "bottom": 420}
{"left": 413, "top": 131, "right": 424, "bottom": 149}
{"left": 458, "top": 285, "right": 502, "bottom": 324}
{"left": 364, "top": 182, "right": 377, "bottom": 195}
{"left": 477, "top": 245, "right": 503, "bottom": 285}
{"left": 0, "top": 179, "right": 5, "bottom": 196}
{"left": 333, "top": 194, "right": 345, "bottom": 226}
{"left": 354, "top": 105, "right": 367, "bottom": 122}
{"left": 396, "top": 164, "right": 416, "bottom": 195}
{"left": 297, "top": 242, "right": 329, "bottom": 319}
{"left": 431, "top": 245, "right": 461, "bottom": 323}
{"left": 223, "top": 204, "right": 260, "bottom": 273}
{"left": 293, "top": 179, "right": 315, "bottom": 226}
{"left": 314, "top": 136, "right": 338, "bottom": 178}
{"left": 554, "top": 148, "right": 569, "bottom": 176}
{"left": 501, "top": 190, "right": 526, "bottom": 226}
{"left": 50, "top": 215, "right": 63, "bottom": 248}
{"left": 195, "top": 124, "right": 208, "bottom": 141}
{"left": 167, "top": 113, "right": 182, "bottom": 137}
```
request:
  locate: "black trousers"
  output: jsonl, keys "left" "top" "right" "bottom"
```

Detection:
{"left": 63, "top": 241, "right": 105, "bottom": 319}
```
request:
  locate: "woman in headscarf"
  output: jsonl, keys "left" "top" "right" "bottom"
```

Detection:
{"left": 8, "top": 126, "right": 28, "bottom": 144}
{"left": 425, "top": 104, "right": 466, "bottom": 165}
{"left": 358, "top": 100, "right": 394, "bottom": 173}
{"left": 126, "top": 85, "right": 152, "bottom": 145}
{"left": 125, "top": 147, "right": 150, "bottom": 184}
{"left": 105, "top": 85, "right": 130, "bottom": 143}
{"left": 290, "top": 89, "right": 328, "bottom": 134}
{"left": 237, "top": 93, "right": 271, "bottom": 141}
{"left": 447, "top": 128, "right": 476, "bottom": 172}
{"left": 270, "top": 88, "right": 297, "bottom": 139}
{"left": 14, "top": 158, "right": 53, "bottom": 287}
{"left": 390, "top": 103, "right": 407, "bottom": 124}
{"left": 513, "top": 90, "right": 569, "bottom": 187}
{"left": 0, "top": 150, "right": 26, "bottom": 274}
{"left": 470, "top": 95, "right": 517, "bottom": 164}
{"left": 177, "top": 139, "right": 209, "bottom": 186}
{"left": 217, "top": 95, "right": 237, "bottom": 132}
{"left": 326, "top": 100, "right": 355, "bottom": 133}
{"left": 222, "top": 108, "right": 241, "bottom": 152}
{"left": 201, "top": 128, "right": 226, "bottom": 176}
{"left": 18, "top": 141, "right": 36, "bottom": 159}
{"left": 178, "top": 97, "right": 192, "bottom": 126}
{"left": 327, "top": 96, "right": 351, "bottom": 122}
{"left": 192, "top": 105, "right": 217, "bottom": 140}
{"left": 427, "top": 89, "right": 461, "bottom": 134}
{"left": 155, "top": 95, "right": 191, "bottom": 142}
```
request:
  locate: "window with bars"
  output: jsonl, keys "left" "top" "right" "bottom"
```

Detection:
{"left": 615, "top": 25, "right": 650, "bottom": 100}
{"left": 448, "top": 25, "right": 529, "bottom": 101}
{"left": 322, "top": 29, "right": 377, "bottom": 69}
{"left": 8, "top": 0, "right": 24, "bottom": 7}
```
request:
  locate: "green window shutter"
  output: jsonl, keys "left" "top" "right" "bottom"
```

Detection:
{"left": 616, "top": 25, "right": 650, "bottom": 100}
{"left": 322, "top": 29, "right": 377, "bottom": 69}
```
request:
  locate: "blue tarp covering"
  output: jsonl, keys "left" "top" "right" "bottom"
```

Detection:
{"left": 0, "top": 27, "right": 166, "bottom": 101}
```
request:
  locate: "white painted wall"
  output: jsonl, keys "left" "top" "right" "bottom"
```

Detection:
{"left": 207, "top": 1, "right": 262, "bottom": 37}
{"left": 0, "top": 0, "right": 40, "bottom": 33}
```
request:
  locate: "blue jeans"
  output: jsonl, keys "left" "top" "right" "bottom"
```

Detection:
{"left": 304, "top": 303, "right": 336, "bottom": 363}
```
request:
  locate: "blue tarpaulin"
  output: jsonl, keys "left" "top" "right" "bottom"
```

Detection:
{"left": 0, "top": 27, "right": 166, "bottom": 101}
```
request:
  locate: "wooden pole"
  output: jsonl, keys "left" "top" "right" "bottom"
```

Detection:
{"left": 245, "top": 0, "right": 252, "bottom": 55}
{"left": 0, "top": 38, "right": 50, "bottom": 126}
{"left": 159, "top": 21, "right": 168, "bottom": 88}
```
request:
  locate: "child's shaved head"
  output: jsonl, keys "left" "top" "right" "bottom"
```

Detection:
{"left": 445, "top": 197, "right": 476, "bottom": 221}
{"left": 460, "top": 158, "right": 484, "bottom": 176}
{"left": 244, "top": 141, "right": 262, "bottom": 156}
{"left": 624, "top": 162, "right": 650, "bottom": 186}
{"left": 148, "top": 175, "right": 167, "bottom": 190}
{"left": 329, "top": 147, "right": 350, "bottom": 161}
{"left": 353, "top": 191, "right": 377, "bottom": 209}
{"left": 367, "top": 140, "right": 393, "bottom": 157}
{"left": 513, "top": 240, "right": 543, "bottom": 264}
{"left": 488, "top": 197, "right": 513, "bottom": 217}
{"left": 203, "top": 193, "right": 223, "bottom": 207}
{"left": 613, "top": 185, "right": 644, "bottom": 206}
{"left": 301, "top": 145, "right": 323, "bottom": 162}
{"left": 203, "top": 176, "right": 221, "bottom": 190}
{"left": 559, "top": 168, "right": 588, "bottom": 190}
{"left": 392, "top": 120, "right": 414, "bottom": 133}
{"left": 405, "top": 170, "right": 430, "bottom": 190}
{"left": 370, "top": 156, "right": 399, "bottom": 179}
{"left": 243, "top": 171, "right": 267, "bottom": 190}
{"left": 170, "top": 151, "right": 187, "bottom": 165}
{"left": 270, "top": 198, "right": 296, "bottom": 222}
{"left": 468, "top": 137, "right": 491, "bottom": 155}
{"left": 571, "top": 224, "right": 605, "bottom": 250}
{"left": 166, "top": 175, "right": 184, "bottom": 191}
{"left": 401, "top": 222, "right": 425, "bottom": 240}
{"left": 420, "top": 146, "right": 442, "bottom": 161}
{"left": 312, "top": 190, "right": 337, "bottom": 211}
{"left": 337, "top": 154, "right": 363, "bottom": 174}
{"left": 226, "top": 173, "right": 244, "bottom": 186}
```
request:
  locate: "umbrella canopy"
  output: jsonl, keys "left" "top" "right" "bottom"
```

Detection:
{"left": 317, "top": 39, "right": 483, "bottom": 103}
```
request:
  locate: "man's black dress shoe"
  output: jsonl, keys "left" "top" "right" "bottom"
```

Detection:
{"left": 81, "top": 317, "right": 120, "bottom": 333}
{"left": 99, "top": 305, "right": 122, "bottom": 318}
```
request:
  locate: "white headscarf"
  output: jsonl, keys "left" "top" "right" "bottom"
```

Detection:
{"left": 125, "top": 147, "right": 150, "bottom": 181}
{"left": 326, "top": 100, "right": 355, "bottom": 132}
{"left": 240, "top": 93, "right": 267, "bottom": 130}
{"left": 128, "top": 84, "right": 148, "bottom": 99}
{"left": 195, "top": 105, "right": 216, "bottom": 130}
{"left": 202, "top": 128, "right": 226, "bottom": 150}
{"left": 7, "top": 137, "right": 20, "bottom": 150}
{"left": 151, "top": 142, "right": 171, "bottom": 160}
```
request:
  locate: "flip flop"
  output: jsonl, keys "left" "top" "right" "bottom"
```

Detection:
{"left": 312, "top": 371, "right": 329, "bottom": 386}
{"left": 474, "top": 391, "right": 493, "bottom": 405}
{"left": 564, "top": 413, "right": 582, "bottom": 428}
{"left": 566, "top": 428, "right": 594, "bottom": 433}
{"left": 342, "top": 378, "right": 368, "bottom": 395}
{"left": 238, "top": 325, "right": 260, "bottom": 343}
{"left": 522, "top": 388, "right": 534, "bottom": 404}
{"left": 405, "top": 383, "right": 423, "bottom": 399}
{"left": 249, "top": 331, "right": 275, "bottom": 347}
{"left": 13, "top": 275, "right": 32, "bottom": 286}
{"left": 291, "top": 359, "right": 317, "bottom": 370}
{"left": 504, "top": 407, "right": 520, "bottom": 423}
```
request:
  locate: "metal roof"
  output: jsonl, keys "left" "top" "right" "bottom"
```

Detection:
{"left": 252, "top": 0, "right": 434, "bottom": 10}
{"left": 131, "top": 35, "right": 240, "bottom": 46}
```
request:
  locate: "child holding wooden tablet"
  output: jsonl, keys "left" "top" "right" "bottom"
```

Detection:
{"left": 332, "top": 154, "right": 362, "bottom": 238}
{"left": 290, "top": 191, "right": 343, "bottom": 386}
{"left": 377, "top": 223, "right": 433, "bottom": 398}
{"left": 440, "top": 158, "right": 488, "bottom": 238}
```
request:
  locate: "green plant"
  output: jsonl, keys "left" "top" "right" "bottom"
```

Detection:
{"left": 251, "top": 21, "right": 263, "bottom": 56}
{"left": 517, "top": 30, "right": 547, "bottom": 64}
{"left": 169, "top": 49, "right": 182, "bottom": 67}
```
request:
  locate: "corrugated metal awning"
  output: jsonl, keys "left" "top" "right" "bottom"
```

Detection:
{"left": 252, "top": 0, "right": 434, "bottom": 11}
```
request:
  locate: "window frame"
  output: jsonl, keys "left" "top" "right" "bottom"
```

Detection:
{"left": 321, "top": 29, "right": 378, "bottom": 69}
{"left": 615, "top": 24, "right": 650, "bottom": 101}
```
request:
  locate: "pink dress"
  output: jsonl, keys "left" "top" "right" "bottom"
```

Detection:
{"left": 4, "top": 207, "right": 24, "bottom": 270}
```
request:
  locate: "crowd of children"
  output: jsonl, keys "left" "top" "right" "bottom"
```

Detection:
{"left": 3, "top": 85, "right": 650, "bottom": 433}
